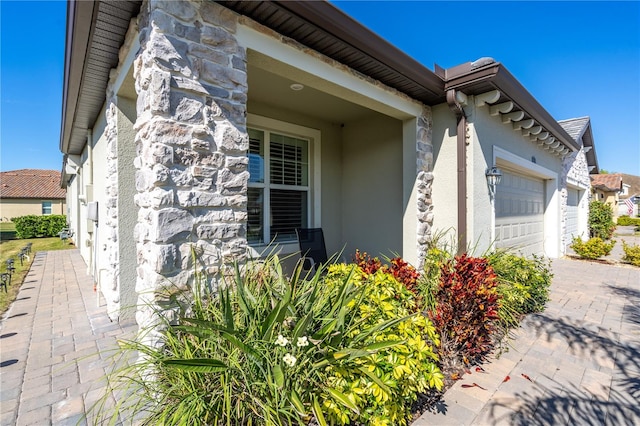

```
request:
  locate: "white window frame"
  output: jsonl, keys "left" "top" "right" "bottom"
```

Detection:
{"left": 42, "top": 201, "right": 53, "bottom": 215}
{"left": 247, "top": 114, "right": 321, "bottom": 255}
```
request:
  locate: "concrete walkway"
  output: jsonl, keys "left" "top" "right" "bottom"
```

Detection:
{"left": 414, "top": 258, "right": 640, "bottom": 425}
{"left": 0, "top": 250, "right": 136, "bottom": 426}
{"left": 1, "top": 249, "right": 639, "bottom": 425}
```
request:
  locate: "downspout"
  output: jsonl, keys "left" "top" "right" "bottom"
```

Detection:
{"left": 87, "top": 130, "right": 93, "bottom": 186}
{"left": 446, "top": 89, "right": 467, "bottom": 255}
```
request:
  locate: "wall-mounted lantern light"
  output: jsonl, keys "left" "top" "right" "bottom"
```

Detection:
{"left": 485, "top": 166, "right": 502, "bottom": 197}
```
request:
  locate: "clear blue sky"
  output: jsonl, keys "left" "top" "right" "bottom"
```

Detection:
{"left": 1, "top": 1, "right": 639, "bottom": 175}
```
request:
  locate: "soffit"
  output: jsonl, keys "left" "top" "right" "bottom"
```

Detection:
{"left": 60, "top": 0, "right": 141, "bottom": 156}
{"left": 217, "top": 1, "right": 445, "bottom": 105}
{"left": 62, "top": 0, "right": 445, "bottom": 157}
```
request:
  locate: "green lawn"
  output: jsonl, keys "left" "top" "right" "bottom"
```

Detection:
{"left": 0, "top": 236, "right": 76, "bottom": 315}
{"left": 0, "top": 222, "right": 16, "bottom": 241}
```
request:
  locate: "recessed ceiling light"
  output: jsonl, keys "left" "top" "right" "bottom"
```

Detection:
{"left": 290, "top": 83, "right": 304, "bottom": 91}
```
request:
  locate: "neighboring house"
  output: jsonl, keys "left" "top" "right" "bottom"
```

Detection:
{"left": 0, "top": 169, "right": 66, "bottom": 221}
{"left": 59, "top": 1, "right": 596, "bottom": 327}
{"left": 591, "top": 174, "right": 624, "bottom": 218}
{"left": 558, "top": 117, "right": 598, "bottom": 249}
{"left": 618, "top": 173, "right": 640, "bottom": 217}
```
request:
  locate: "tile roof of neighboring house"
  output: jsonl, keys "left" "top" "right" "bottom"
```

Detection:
{"left": 0, "top": 169, "right": 66, "bottom": 199}
{"left": 591, "top": 174, "right": 623, "bottom": 192}
{"left": 558, "top": 117, "right": 590, "bottom": 141}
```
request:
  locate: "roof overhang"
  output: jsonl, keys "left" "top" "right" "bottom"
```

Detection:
{"left": 438, "top": 60, "right": 580, "bottom": 154}
{"left": 217, "top": 1, "right": 445, "bottom": 104}
{"left": 60, "top": 0, "right": 448, "bottom": 158}
{"left": 60, "top": 0, "right": 141, "bottom": 156}
{"left": 580, "top": 122, "right": 599, "bottom": 174}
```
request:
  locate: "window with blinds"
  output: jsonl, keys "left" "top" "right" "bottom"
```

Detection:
{"left": 247, "top": 128, "right": 309, "bottom": 244}
{"left": 42, "top": 201, "right": 52, "bottom": 215}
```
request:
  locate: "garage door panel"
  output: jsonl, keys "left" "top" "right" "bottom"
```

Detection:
{"left": 495, "top": 170, "right": 544, "bottom": 257}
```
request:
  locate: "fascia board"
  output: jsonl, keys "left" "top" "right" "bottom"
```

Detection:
{"left": 60, "top": 0, "right": 98, "bottom": 154}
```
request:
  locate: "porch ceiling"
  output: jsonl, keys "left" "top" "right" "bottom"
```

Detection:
{"left": 248, "top": 65, "right": 379, "bottom": 124}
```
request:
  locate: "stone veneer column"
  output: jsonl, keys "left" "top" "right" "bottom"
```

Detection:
{"left": 133, "top": 0, "right": 249, "bottom": 344}
{"left": 103, "top": 95, "right": 120, "bottom": 319}
{"left": 560, "top": 149, "right": 590, "bottom": 248}
{"left": 416, "top": 108, "right": 434, "bottom": 269}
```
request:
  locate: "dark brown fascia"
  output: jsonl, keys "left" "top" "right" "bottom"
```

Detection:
{"left": 276, "top": 1, "right": 445, "bottom": 101}
{"left": 443, "top": 61, "right": 580, "bottom": 153}
{"left": 60, "top": 0, "right": 98, "bottom": 155}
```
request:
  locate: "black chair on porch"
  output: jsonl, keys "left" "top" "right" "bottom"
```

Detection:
{"left": 295, "top": 228, "right": 328, "bottom": 273}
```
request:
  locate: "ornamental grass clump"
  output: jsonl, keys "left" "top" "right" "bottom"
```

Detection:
{"left": 97, "top": 253, "right": 443, "bottom": 426}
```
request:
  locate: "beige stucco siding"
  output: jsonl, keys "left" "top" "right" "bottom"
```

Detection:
{"left": 431, "top": 97, "right": 564, "bottom": 257}
{"left": 471, "top": 103, "right": 562, "bottom": 256}
{"left": 430, "top": 103, "right": 459, "bottom": 241}
{"left": 342, "top": 115, "right": 403, "bottom": 258}
{"left": 1, "top": 199, "right": 66, "bottom": 221}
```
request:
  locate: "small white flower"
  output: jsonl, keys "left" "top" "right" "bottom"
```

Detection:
{"left": 275, "top": 334, "right": 289, "bottom": 347}
{"left": 296, "top": 336, "right": 309, "bottom": 347}
{"left": 283, "top": 353, "right": 297, "bottom": 367}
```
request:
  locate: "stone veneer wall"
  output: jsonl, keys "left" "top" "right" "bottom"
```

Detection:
{"left": 560, "top": 148, "right": 590, "bottom": 247}
{"left": 103, "top": 96, "right": 121, "bottom": 319}
{"left": 416, "top": 108, "right": 434, "bottom": 269}
{"left": 133, "top": 0, "right": 249, "bottom": 344}
{"left": 125, "top": 0, "right": 435, "bottom": 339}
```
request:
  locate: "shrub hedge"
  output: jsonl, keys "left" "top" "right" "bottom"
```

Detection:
{"left": 617, "top": 215, "right": 640, "bottom": 226}
{"left": 11, "top": 215, "right": 66, "bottom": 239}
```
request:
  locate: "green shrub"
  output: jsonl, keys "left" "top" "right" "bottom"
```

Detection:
{"left": 11, "top": 215, "right": 66, "bottom": 239}
{"left": 571, "top": 237, "right": 616, "bottom": 259}
{"left": 589, "top": 200, "right": 616, "bottom": 240}
{"left": 622, "top": 241, "right": 640, "bottom": 266}
{"left": 617, "top": 215, "right": 640, "bottom": 226}
{"left": 99, "top": 255, "right": 443, "bottom": 426}
{"left": 321, "top": 263, "right": 443, "bottom": 425}
{"left": 487, "top": 251, "right": 552, "bottom": 328}
{"left": 428, "top": 254, "right": 499, "bottom": 365}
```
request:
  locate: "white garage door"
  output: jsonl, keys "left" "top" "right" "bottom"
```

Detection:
{"left": 495, "top": 169, "right": 545, "bottom": 256}
{"left": 564, "top": 188, "right": 579, "bottom": 246}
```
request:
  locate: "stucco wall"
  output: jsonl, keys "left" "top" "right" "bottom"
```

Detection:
{"left": 431, "top": 97, "right": 565, "bottom": 257}
{"left": 342, "top": 115, "right": 403, "bottom": 258}
{"left": 430, "top": 103, "right": 459, "bottom": 243}
{"left": 471, "top": 102, "right": 562, "bottom": 256}
{"left": 0, "top": 199, "right": 65, "bottom": 221}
